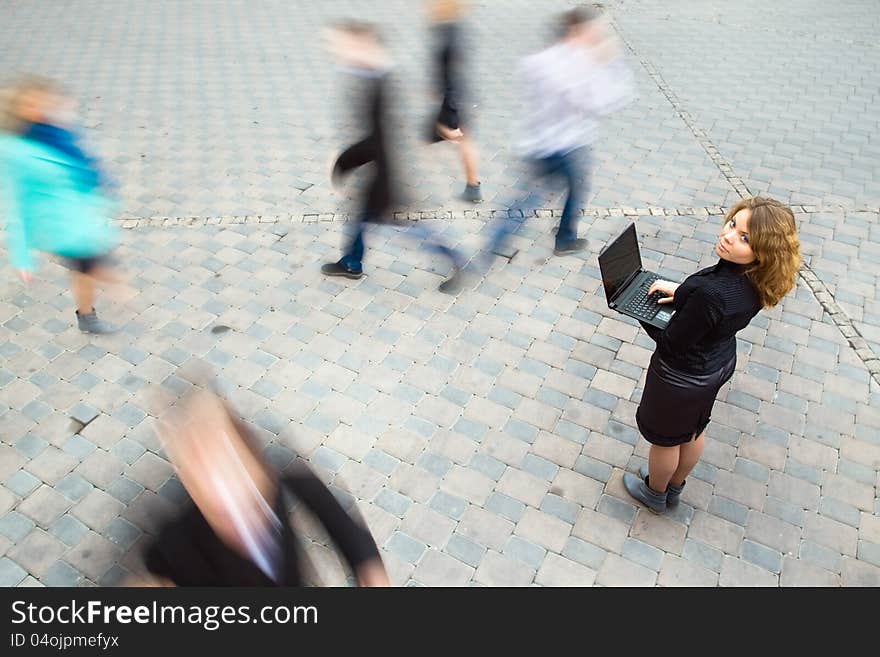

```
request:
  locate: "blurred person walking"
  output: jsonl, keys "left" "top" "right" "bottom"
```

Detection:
{"left": 320, "top": 21, "right": 465, "bottom": 294}
{"left": 482, "top": 7, "right": 632, "bottom": 263}
{"left": 624, "top": 198, "right": 802, "bottom": 513}
{"left": 425, "top": 0, "right": 483, "bottom": 203}
{"left": 138, "top": 386, "right": 390, "bottom": 587}
{"left": 1, "top": 75, "right": 122, "bottom": 333}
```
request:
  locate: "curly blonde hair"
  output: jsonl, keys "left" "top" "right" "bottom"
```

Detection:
{"left": 725, "top": 197, "right": 801, "bottom": 308}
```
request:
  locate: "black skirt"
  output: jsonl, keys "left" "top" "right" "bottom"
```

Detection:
{"left": 636, "top": 352, "right": 736, "bottom": 447}
{"left": 426, "top": 95, "right": 462, "bottom": 143}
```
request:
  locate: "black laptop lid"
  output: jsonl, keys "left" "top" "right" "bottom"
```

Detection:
{"left": 598, "top": 223, "right": 642, "bottom": 303}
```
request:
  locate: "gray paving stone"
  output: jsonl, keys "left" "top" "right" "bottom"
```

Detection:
{"left": 0, "top": 512, "right": 36, "bottom": 543}
{"left": 15, "top": 434, "right": 48, "bottom": 459}
{"left": 103, "top": 518, "right": 143, "bottom": 550}
{"left": 857, "top": 540, "right": 880, "bottom": 568}
{"left": 719, "top": 556, "right": 779, "bottom": 587}
{"left": 374, "top": 488, "right": 413, "bottom": 519}
{"left": 310, "top": 447, "right": 347, "bottom": 473}
{"left": 0, "top": 557, "right": 28, "bottom": 587}
{"left": 520, "top": 453, "right": 558, "bottom": 481}
{"left": 536, "top": 553, "right": 597, "bottom": 587}
{"left": 799, "top": 540, "right": 843, "bottom": 573}
{"left": 573, "top": 455, "right": 613, "bottom": 483}
{"left": 622, "top": 538, "right": 665, "bottom": 572}
{"left": 597, "top": 494, "right": 638, "bottom": 525}
{"left": 428, "top": 491, "right": 468, "bottom": 521}
{"left": 54, "top": 473, "right": 94, "bottom": 503}
{"left": 63, "top": 531, "right": 122, "bottom": 582}
{"left": 540, "top": 493, "right": 580, "bottom": 525}
{"left": 504, "top": 535, "right": 547, "bottom": 570}
{"left": 596, "top": 554, "right": 657, "bottom": 587}
{"left": 779, "top": 556, "right": 839, "bottom": 587}
{"left": 768, "top": 472, "right": 820, "bottom": 511}
{"left": 842, "top": 558, "right": 880, "bottom": 587}
{"left": 708, "top": 495, "right": 750, "bottom": 527}
{"left": 62, "top": 435, "right": 98, "bottom": 461}
{"left": 8, "top": 529, "right": 67, "bottom": 578}
{"left": 573, "top": 508, "right": 630, "bottom": 553}
{"left": 412, "top": 549, "right": 473, "bottom": 587}
{"left": 514, "top": 507, "right": 571, "bottom": 553}
{"left": 474, "top": 550, "right": 535, "bottom": 587}
{"left": 5, "top": 470, "right": 41, "bottom": 497}
{"left": 18, "top": 486, "right": 71, "bottom": 528}
{"left": 688, "top": 511, "right": 745, "bottom": 555}
{"left": 48, "top": 514, "right": 90, "bottom": 548}
{"left": 41, "top": 561, "right": 83, "bottom": 587}
{"left": 444, "top": 534, "right": 486, "bottom": 569}
{"left": 484, "top": 492, "right": 526, "bottom": 523}
{"left": 819, "top": 497, "right": 862, "bottom": 529}
{"left": 417, "top": 452, "right": 454, "bottom": 478}
{"left": 562, "top": 536, "right": 608, "bottom": 571}
{"left": 681, "top": 538, "right": 724, "bottom": 573}
{"left": 468, "top": 454, "right": 507, "bottom": 482}
{"left": 763, "top": 496, "right": 807, "bottom": 528}
{"left": 804, "top": 513, "right": 858, "bottom": 557}
{"left": 385, "top": 532, "right": 427, "bottom": 565}
{"left": 742, "top": 539, "right": 784, "bottom": 574}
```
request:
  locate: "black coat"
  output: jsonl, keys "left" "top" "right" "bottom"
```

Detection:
{"left": 144, "top": 464, "right": 380, "bottom": 586}
{"left": 333, "top": 71, "right": 395, "bottom": 221}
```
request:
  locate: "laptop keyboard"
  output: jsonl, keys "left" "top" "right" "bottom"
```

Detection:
{"left": 624, "top": 275, "right": 664, "bottom": 320}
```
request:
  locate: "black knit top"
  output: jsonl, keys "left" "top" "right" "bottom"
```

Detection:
{"left": 642, "top": 259, "right": 762, "bottom": 375}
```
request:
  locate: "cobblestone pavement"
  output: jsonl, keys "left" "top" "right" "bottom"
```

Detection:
{"left": 1, "top": 0, "right": 879, "bottom": 587}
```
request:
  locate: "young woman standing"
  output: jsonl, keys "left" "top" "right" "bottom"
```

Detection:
{"left": 624, "top": 197, "right": 802, "bottom": 513}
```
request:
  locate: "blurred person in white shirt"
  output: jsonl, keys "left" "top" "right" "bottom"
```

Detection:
{"left": 483, "top": 7, "right": 633, "bottom": 262}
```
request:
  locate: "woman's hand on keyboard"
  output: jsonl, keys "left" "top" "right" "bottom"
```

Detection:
{"left": 648, "top": 280, "right": 679, "bottom": 304}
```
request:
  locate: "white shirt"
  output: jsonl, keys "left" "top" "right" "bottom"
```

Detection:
{"left": 516, "top": 41, "right": 634, "bottom": 158}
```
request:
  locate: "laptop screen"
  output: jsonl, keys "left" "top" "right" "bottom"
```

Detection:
{"left": 598, "top": 223, "right": 643, "bottom": 303}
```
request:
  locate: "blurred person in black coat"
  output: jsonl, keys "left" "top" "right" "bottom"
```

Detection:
{"left": 320, "top": 21, "right": 465, "bottom": 294}
{"left": 133, "top": 387, "right": 389, "bottom": 587}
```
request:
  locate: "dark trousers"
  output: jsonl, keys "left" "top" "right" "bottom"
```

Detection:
{"left": 339, "top": 215, "right": 461, "bottom": 273}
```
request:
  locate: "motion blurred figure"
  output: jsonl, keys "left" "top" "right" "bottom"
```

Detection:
{"left": 1, "top": 75, "right": 122, "bottom": 333}
{"left": 140, "top": 386, "right": 390, "bottom": 586}
{"left": 320, "top": 21, "right": 464, "bottom": 294}
{"left": 426, "top": 0, "right": 482, "bottom": 203}
{"left": 483, "top": 7, "right": 632, "bottom": 263}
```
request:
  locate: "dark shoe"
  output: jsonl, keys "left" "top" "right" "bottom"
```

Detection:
{"left": 463, "top": 182, "right": 483, "bottom": 203}
{"left": 623, "top": 471, "right": 667, "bottom": 514}
{"left": 639, "top": 465, "right": 685, "bottom": 508}
{"left": 438, "top": 268, "right": 464, "bottom": 295}
{"left": 553, "top": 237, "right": 587, "bottom": 256}
{"left": 321, "top": 262, "right": 363, "bottom": 280}
{"left": 76, "top": 309, "right": 119, "bottom": 334}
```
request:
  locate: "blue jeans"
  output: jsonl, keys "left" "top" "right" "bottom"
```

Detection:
{"left": 486, "top": 146, "right": 590, "bottom": 258}
{"left": 339, "top": 216, "right": 462, "bottom": 273}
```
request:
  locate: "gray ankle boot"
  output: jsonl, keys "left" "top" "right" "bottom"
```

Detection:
{"left": 463, "top": 182, "right": 483, "bottom": 203}
{"left": 623, "top": 471, "right": 667, "bottom": 514}
{"left": 76, "top": 309, "right": 118, "bottom": 334}
{"left": 640, "top": 465, "right": 685, "bottom": 507}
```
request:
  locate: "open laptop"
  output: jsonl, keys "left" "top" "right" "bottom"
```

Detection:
{"left": 597, "top": 223, "right": 674, "bottom": 329}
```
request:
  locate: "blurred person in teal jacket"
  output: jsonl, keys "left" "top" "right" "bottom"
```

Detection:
{"left": 1, "top": 76, "right": 121, "bottom": 333}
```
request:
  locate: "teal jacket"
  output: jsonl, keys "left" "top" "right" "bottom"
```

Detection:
{"left": 1, "top": 133, "right": 117, "bottom": 271}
